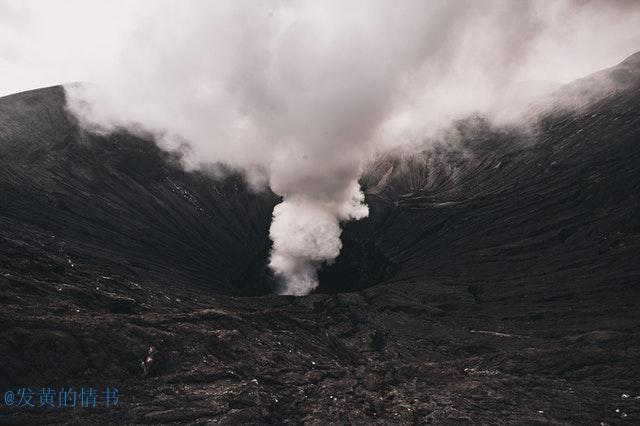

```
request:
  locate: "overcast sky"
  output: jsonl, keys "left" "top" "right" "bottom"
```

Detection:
{"left": 1, "top": 0, "right": 640, "bottom": 97}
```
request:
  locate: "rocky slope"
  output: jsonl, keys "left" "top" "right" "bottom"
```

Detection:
{"left": 0, "top": 53, "right": 639, "bottom": 424}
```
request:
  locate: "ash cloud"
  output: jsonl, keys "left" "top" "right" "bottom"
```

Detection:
{"left": 3, "top": 0, "right": 639, "bottom": 294}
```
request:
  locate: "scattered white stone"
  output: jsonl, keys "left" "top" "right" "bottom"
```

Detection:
{"left": 464, "top": 367, "right": 499, "bottom": 376}
{"left": 537, "top": 410, "right": 544, "bottom": 414}
{"left": 621, "top": 393, "right": 629, "bottom": 399}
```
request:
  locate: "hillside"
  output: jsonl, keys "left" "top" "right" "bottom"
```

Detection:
{"left": 1, "top": 53, "right": 639, "bottom": 423}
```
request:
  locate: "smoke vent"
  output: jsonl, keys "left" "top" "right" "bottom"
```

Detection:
{"left": 229, "top": 233, "right": 398, "bottom": 296}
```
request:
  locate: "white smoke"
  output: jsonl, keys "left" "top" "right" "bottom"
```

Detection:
{"left": 269, "top": 186, "right": 367, "bottom": 295}
{"left": 3, "top": 0, "right": 639, "bottom": 294}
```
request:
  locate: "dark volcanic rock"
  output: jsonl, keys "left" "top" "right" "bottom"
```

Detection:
{"left": 0, "top": 86, "right": 279, "bottom": 296}
{"left": 1, "top": 53, "right": 640, "bottom": 424}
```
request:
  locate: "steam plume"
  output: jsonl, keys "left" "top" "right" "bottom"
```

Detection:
{"left": 3, "top": 0, "right": 636, "bottom": 294}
